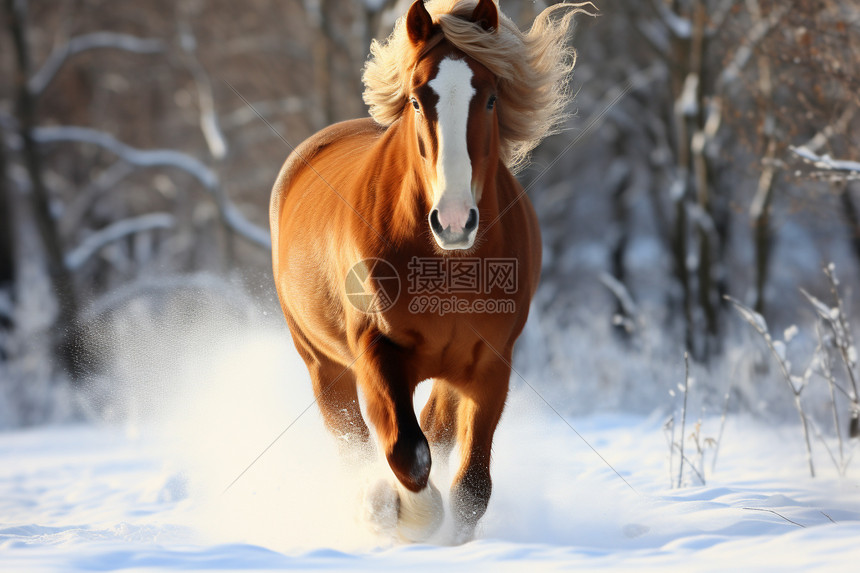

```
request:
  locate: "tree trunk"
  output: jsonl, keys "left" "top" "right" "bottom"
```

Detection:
{"left": 0, "top": 123, "right": 14, "bottom": 364}
{"left": 5, "top": 0, "right": 82, "bottom": 378}
{"left": 0, "top": 125, "right": 13, "bottom": 292}
{"left": 752, "top": 139, "right": 777, "bottom": 316}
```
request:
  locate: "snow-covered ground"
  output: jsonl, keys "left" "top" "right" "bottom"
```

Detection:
{"left": 2, "top": 327, "right": 860, "bottom": 572}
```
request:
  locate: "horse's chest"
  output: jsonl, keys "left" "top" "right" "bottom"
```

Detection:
{"left": 380, "top": 311, "right": 501, "bottom": 381}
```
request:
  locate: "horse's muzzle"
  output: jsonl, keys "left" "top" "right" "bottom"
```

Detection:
{"left": 430, "top": 207, "right": 478, "bottom": 250}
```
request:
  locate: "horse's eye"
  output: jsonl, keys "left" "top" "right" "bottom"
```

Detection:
{"left": 487, "top": 95, "right": 497, "bottom": 111}
{"left": 411, "top": 98, "right": 420, "bottom": 112}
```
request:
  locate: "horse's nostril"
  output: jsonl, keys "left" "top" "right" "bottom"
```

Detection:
{"left": 429, "top": 209, "right": 444, "bottom": 235}
{"left": 464, "top": 208, "right": 478, "bottom": 232}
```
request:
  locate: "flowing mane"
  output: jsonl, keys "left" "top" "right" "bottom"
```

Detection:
{"left": 363, "top": 0, "right": 595, "bottom": 173}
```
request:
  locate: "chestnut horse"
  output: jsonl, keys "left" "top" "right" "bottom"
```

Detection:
{"left": 271, "top": 0, "right": 585, "bottom": 541}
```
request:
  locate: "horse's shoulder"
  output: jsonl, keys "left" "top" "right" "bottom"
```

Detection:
{"left": 270, "top": 118, "right": 383, "bottom": 220}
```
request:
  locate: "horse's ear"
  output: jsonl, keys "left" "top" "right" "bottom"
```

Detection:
{"left": 470, "top": 0, "right": 498, "bottom": 33}
{"left": 406, "top": 1, "right": 436, "bottom": 45}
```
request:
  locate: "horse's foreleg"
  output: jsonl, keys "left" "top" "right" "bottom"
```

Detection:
{"left": 354, "top": 330, "right": 444, "bottom": 541}
{"left": 451, "top": 359, "right": 510, "bottom": 541}
{"left": 420, "top": 380, "right": 460, "bottom": 463}
{"left": 354, "top": 331, "right": 430, "bottom": 491}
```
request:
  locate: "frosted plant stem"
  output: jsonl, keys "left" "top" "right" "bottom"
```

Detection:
{"left": 796, "top": 395, "right": 815, "bottom": 478}
{"left": 673, "top": 445, "right": 705, "bottom": 486}
{"left": 678, "top": 353, "right": 689, "bottom": 488}
{"left": 711, "top": 390, "right": 730, "bottom": 474}
{"left": 823, "top": 265, "right": 860, "bottom": 435}
{"left": 817, "top": 322, "right": 845, "bottom": 473}
{"left": 726, "top": 296, "right": 815, "bottom": 477}
{"left": 664, "top": 416, "right": 675, "bottom": 489}
{"left": 805, "top": 414, "right": 841, "bottom": 475}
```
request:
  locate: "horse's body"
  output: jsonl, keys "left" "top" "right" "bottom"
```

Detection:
{"left": 272, "top": 115, "right": 540, "bottom": 401}
{"left": 271, "top": 0, "right": 583, "bottom": 541}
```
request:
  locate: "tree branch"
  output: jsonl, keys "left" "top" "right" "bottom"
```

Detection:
{"left": 718, "top": 5, "right": 789, "bottom": 90}
{"left": 647, "top": 0, "right": 692, "bottom": 39}
{"left": 33, "top": 126, "right": 271, "bottom": 249}
{"left": 790, "top": 146, "right": 860, "bottom": 180}
{"left": 65, "top": 213, "right": 175, "bottom": 271}
{"left": 177, "top": 15, "right": 227, "bottom": 160}
{"left": 799, "top": 107, "right": 856, "bottom": 154}
{"left": 29, "top": 32, "right": 164, "bottom": 96}
{"left": 221, "top": 97, "right": 305, "bottom": 130}
{"left": 59, "top": 162, "right": 135, "bottom": 237}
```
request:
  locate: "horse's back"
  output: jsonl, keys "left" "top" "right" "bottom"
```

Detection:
{"left": 269, "top": 118, "right": 382, "bottom": 233}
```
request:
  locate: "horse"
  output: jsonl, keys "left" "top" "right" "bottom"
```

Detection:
{"left": 270, "top": 0, "right": 587, "bottom": 542}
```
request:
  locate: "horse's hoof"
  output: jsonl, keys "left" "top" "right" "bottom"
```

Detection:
{"left": 387, "top": 436, "right": 432, "bottom": 492}
{"left": 360, "top": 478, "right": 445, "bottom": 542}
{"left": 394, "top": 479, "right": 444, "bottom": 543}
{"left": 361, "top": 478, "right": 400, "bottom": 535}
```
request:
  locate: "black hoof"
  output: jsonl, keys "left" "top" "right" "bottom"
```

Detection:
{"left": 387, "top": 434, "right": 431, "bottom": 492}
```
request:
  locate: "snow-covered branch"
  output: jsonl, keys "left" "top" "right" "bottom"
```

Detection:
{"left": 33, "top": 126, "right": 271, "bottom": 249}
{"left": 647, "top": 0, "right": 691, "bottom": 39}
{"left": 718, "top": 5, "right": 789, "bottom": 89}
{"left": 65, "top": 213, "right": 175, "bottom": 271}
{"left": 799, "top": 107, "right": 856, "bottom": 155}
{"left": 35, "top": 126, "right": 219, "bottom": 187}
{"left": 178, "top": 18, "right": 227, "bottom": 160}
{"left": 599, "top": 272, "right": 638, "bottom": 318}
{"left": 59, "top": 162, "right": 134, "bottom": 237}
{"left": 221, "top": 97, "right": 305, "bottom": 130}
{"left": 219, "top": 201, "right": 272, "bottom": 250}
{"left": 29, "top": 32, "right": 164, "bottom": 96}
{"left": 790, "top": 146, "right": 860, "bottom": 181}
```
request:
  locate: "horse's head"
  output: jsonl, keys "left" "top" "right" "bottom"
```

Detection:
{"left": 404, "top": 0, "right": 500, "bottom": 251}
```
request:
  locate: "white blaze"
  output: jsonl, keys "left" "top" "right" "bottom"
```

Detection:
{"left": 428, "top": 58, "right": 475, "bottom": 231}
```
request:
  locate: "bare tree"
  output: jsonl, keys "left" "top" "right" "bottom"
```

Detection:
{"left": 5, "top": 0, "right": 81, "bottom": 375}
{"left": 2, "top": 0, "right": 275, "bottom": 386}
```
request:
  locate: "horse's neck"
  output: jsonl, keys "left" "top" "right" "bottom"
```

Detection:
{"left": 375, "top": 124, "right": 426, "bottom": 246}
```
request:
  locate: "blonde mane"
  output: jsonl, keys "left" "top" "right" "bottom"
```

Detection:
{"left": 362, "top": 0, "right": 595, "bottom": 173}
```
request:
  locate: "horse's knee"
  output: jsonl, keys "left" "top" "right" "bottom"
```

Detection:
{"left": 387, "top": 431, "right": 432, "bottom": 492}
{"left": 451, "top": 466, "right": 492, "bottom": 533}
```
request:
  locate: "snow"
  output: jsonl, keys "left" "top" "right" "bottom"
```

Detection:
{"left": 3, "top": 327, "right": 860, "bottom": 572}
